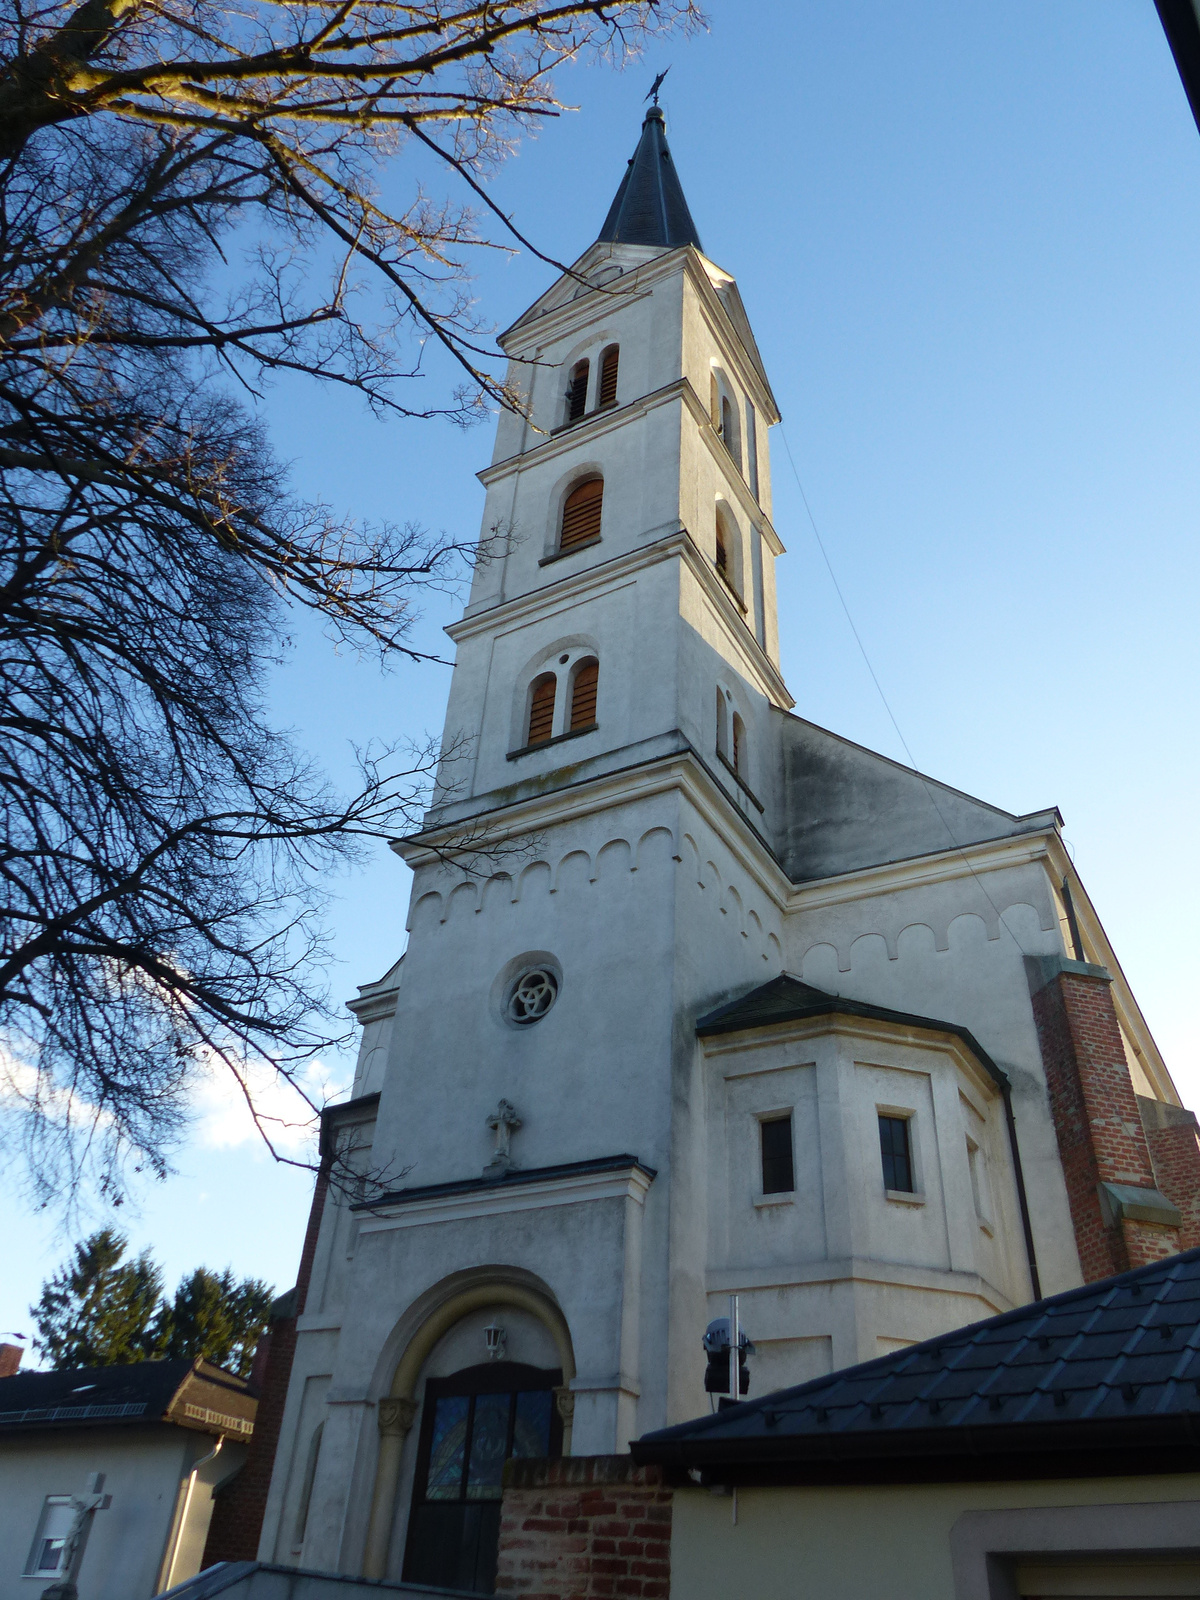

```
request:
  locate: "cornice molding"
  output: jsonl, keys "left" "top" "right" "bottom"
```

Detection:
{"left": 446, "top": 524, "right": 792, "bottom": 709}
{"left": 705, "top": 1256, "right": 1014, "bottom": 1313}
{"left": 476, "top": 375, "right": 686, "bottom": 488}
{"left": 355, "top": 1160, "right": 655, "bottom": 1234}
{"left": 703, "top": 1010, "right": 1004, "bottom": 1105}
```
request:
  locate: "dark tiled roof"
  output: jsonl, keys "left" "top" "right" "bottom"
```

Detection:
{"left": 634, "top": 1248, "right": 1200, "bottom": 1482}
{"left": 0, "top": 1358, "right": 195, "bottom": 1429}
{"left": 0, "top": 1358, "right": 255, "bottom": 1435}
{"left": 696, "top": 974, "right": 1008, "bottom": 1088}
{"left": 597, "top": 107, "right": 703, "bottom": 251}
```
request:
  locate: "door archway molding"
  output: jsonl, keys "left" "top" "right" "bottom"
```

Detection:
{"left": 361, "top": 1276, "right": 575, "bottom": 1579}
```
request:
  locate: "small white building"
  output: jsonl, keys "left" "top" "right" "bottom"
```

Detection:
{"left": 255, "top": 103, "right": 1200, "bottom": 1593}
{"left": 0, "top": 1357, "right": 255, "bottom": 1599}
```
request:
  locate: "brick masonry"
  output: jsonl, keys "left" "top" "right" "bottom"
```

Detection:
{"left": 496, "top": 1456, "right": 672, "bottom": 1600}
{"left": 200, "top": 1159, "right": 329, "bottom": 1565}
{"left": 1140, "top": 1096, "right": 1200, "bottom": 1251}
{"left": 1031, "top": 961, "right": 1187, "bottom": 1280}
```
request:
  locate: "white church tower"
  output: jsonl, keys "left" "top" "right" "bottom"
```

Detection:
{"left": 251, "top": 105, "right": 1198, "bottom": 1592}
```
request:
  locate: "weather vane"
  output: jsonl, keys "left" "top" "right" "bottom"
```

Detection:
{"left": 646, "top": 68, "right": 670, "bottom": 106}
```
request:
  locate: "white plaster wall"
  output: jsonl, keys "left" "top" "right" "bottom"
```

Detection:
{"left": 0, "top": 1426, "right": 217, "bottom": 1600}
{"left": 669, "top": 1475, "right": 1200, "bottom": 1600}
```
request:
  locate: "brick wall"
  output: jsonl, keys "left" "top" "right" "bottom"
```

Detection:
{"left": 1031, "top": 958, "right": 1181, "bottom": 1280}
{"left": 497, "top": 1456, "right": 672, "bottom": 1600}
{"left": 1140, "top": 1097, "right": 1200, "bottom": 1251}
{"left": 201, "top": 1160, "right": 329, "bottom": 1565}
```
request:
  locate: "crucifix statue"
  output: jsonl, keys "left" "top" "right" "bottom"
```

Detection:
{"left": 41, "top": 1472, "right": 111, "bottom": 1600}
{"left": 484, "top": 1099, "right": 522, "bottom": 1179}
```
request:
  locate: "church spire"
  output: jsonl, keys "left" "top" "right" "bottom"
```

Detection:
{"left": 596, "top": 105, "right": 703, "bottom": 252}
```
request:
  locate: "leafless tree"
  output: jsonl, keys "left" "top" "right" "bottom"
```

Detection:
{"left": 0, "top": 0, "right": 699, "bottom": 1205}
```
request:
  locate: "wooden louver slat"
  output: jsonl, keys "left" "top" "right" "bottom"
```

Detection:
{"left": 527, "top": 674, "right": 556, "bottom": 746}
{"left": 560, "top": 478, "right": 603, "bottom": 551}
{"left": 570, "top": 659, "right": 599, "bottom": 730}
{"left": 598, "top": 346, "right": 619, "bottom": 409}
{"left": 567, "top": 360, "right": 589, "bottom": 423}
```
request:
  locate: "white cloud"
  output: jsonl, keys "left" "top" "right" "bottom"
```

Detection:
{"left": 188, "top": 1051, "right": 352, "bottom": 1157}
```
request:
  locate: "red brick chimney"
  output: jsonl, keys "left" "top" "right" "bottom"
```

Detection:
{"left": 0, "top": 1343, "right": 24, "bottom": 1378}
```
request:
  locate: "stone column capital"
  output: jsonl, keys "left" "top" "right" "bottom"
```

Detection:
{"left": 378, "top": 1396, "right": 418, "bottom": 1437}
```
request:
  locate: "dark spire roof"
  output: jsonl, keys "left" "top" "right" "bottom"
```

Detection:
{"left": 597, "top": 106, "right": 703, "bottom": 252}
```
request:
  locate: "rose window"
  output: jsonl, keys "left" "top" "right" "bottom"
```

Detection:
{"left": 507, "top": 968, "right": 558, "bottom": 1025}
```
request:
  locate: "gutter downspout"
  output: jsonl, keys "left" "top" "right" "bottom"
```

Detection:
{"left": 156, "top": 1436, "right": 223, "bottom": 1594}
{"left": 1001, "top": 1083, "right": 1042, "bottom": 1301}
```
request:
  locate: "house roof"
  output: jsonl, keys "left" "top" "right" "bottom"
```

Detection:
{"left": 634, "top": 1247, "right": 1200, "bottom": 1484}
{"left": 597, "top": 106, "right": 703, "bottom": 251}
{"left": 696, "top": 974, "right": 1008, "bottom": 1088}
{"left": 0, "top": 1357, "right": 257, "bottom": 1438}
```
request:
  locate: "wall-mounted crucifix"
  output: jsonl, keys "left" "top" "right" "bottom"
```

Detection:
{"left": 40, "top": 1472, "right": 111, "bottom": 1600}
{"left": 484, "top": 1099, "right": 522, "bottom": 1179}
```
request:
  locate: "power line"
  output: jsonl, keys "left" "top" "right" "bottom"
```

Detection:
{"left": 777, "top": 425, "right": 1033, "bottom": 958}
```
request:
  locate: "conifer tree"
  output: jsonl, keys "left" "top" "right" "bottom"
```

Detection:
{"left": 153, "top": 1268, "right": 274, "bottom": 1379}
{"left": 31, "top": 1231, "right": 274, "bottom": 1375}
{"left": 31, "top": 1229, "right": 163, "bottom": 1368}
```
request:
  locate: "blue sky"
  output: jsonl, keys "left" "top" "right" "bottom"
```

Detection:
{"left": 5, "top": 0, "right": 1199, "bottom": 1352}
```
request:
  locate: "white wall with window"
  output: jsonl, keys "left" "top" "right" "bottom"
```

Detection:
{"left": 0, "top": 1424, "right": 246, "bottom": 1600}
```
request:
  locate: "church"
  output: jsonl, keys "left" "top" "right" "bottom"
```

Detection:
{"left": 241, "top": 104, "right": 1200, "bottom": 1591}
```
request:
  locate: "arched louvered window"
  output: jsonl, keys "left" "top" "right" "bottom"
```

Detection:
{"left": 559, "top": 477, "right": 603, "bottom": 552}
{"left": 710, "top": 371, "right": 720, "bottom": 427}
{"left": 598, "top": 346, "right": 619, "bottom": 409}
{"left": 566, "top": 359, "right": 589, "bottom": 424}
{"left": 569, "top": 658, "right": 599, "bottom": 731}
{"left": 720, "top": 395, "right": 741, "bottom": 469}
{"left": 527, "top": 673, "right": 556, "bottom": 746}
{"left": 715, "top": 688, "right": 729, "bottom": 761}
{"left": 715, "top": 517, "right": 728, "bottom": 579}
{"left": 732, "top": 713, "right": 746, "bottom": 778}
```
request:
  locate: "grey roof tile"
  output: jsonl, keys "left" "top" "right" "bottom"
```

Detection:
{"left": 634, "top": 1247, "right": 1200, "bottom": 1477}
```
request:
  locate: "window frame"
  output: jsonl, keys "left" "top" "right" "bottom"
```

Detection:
{"left": 525, "top": 672, "right": 557, "bottom": 747}
{"left": 557, "top": 475, "right": 604, "bottom": 555}
{"left": 597, "top": 344, "right": 619, "bottom": 410}
{"left": 565, "top": 358, "right": 590, "bottom": 425}
{"left": 24, "top": 1495, "right": 73, "bottom": 1577}
{"left": 877, "top": 1110, "right": 916, "bottom": 1196}
{"left": 759, "top": 1113, "right": 795, "bottom": 1196}
{"left": 409, "top": 1362, "right": 564, "bottom": 1512}
{"left": 568, "top": 657, "right": 599, "bottom": 733}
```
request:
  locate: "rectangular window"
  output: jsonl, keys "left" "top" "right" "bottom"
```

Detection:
{"left": 760, "top": 1115, "right": 795, "bottom": 1194}
{"left": 879, "top": 1114, "right": 914, "bottom": 1193}
{"left": 25, "top": 1497, "right": 72, "bottom": 1576}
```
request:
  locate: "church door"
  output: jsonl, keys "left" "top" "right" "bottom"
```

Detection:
{"left": 402, "top": 1361, "right": 563, "bottom": 1593}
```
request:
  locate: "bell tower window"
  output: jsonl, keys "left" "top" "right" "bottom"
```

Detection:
{"left": 559, "top": 477, "right": 603, "bottom": 553}
{"left": 526, "top": 674, "right": 556, "bottom": 747}
{"left": 565, "top": 359, "right": 589, "bottom": 424}
{"left": 569, "top": 658, "right": 599, "bottom": 730}
{"left": 597, "top": 345, "right": 619, "bottom": 409}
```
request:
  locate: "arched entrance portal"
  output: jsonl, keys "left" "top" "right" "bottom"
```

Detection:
{"left": 362, "top": 1278, "right": 575, "bottom": 1585}
{"left": 403, "top": 1359, "right": 563, "bottom": 1592}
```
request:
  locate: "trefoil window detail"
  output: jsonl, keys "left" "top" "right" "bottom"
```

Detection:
{"left": 507, "top": 969, "right": 558, "bottom": 1024}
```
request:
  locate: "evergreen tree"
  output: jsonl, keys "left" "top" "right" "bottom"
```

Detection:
{"left": 31, "top": 1229, "right": 162, "bottom": 1368}
{"left": 31, "top": 1232, "right": 274, "bottom": 1375}
{"left": 153, "top": 1268, "right": 274, "bottom": 1380}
